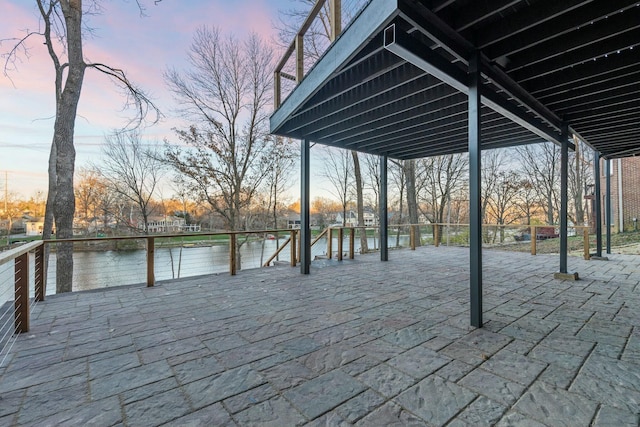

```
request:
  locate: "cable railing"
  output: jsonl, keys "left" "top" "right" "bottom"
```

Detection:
{"left": 0, "top": 223, "right": 604, "bottom": 342}
{"left": 274, "top": 0, "right": 372, "bottom": 108}
{"left": 0, "top": 241, "right": 44, "bottom": 366}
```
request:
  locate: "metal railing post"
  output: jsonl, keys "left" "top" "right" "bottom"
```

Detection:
{"left": 146, "top": 237, "right": 155, "bottom": 286}
{"left": 337, "top": 228, "right": 344, "bottom": 261}
{"left": 34, "top": 243, "right": 46, "bottom": 301}
{"left": 290, "top": 230, "right": 297, "bottom": 267}
{"left": 349, "top": 227, "right": 355, "bottom": 259}
{"left": 15, "top": 252, "right": 29, "bottom": 333}
{"left": 230, "top": 234, "right": 237, "bottom": 275}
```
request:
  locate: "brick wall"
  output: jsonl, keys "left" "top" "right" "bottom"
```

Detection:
{"left": 600, "top": 157, "right": 640, "bottom": 232}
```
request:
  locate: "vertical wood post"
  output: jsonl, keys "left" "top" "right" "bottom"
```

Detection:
{"left": 230, "top": 234, "right": 237, "bottom": 275}
{"left": 530, "top": 226, "right": 537, "bottom": 255}
{"left": 434, "top": 225, "right": 440, "bottom": 247}
{"left": 15, "top": 253, "right": 29, "bottom": 333}
{"left": 147, "top": 237, "right": 155, "bottom": 287}
{"left": 290, "top": 230, "right": 297, "bottom": 267}
{"left": 34, "top": 244, "right": 45, "bottom": 302}
{"left": 327, "top": 228, "right": 333, "bottom": 259}
{"left": 274, "top": 72, "right": 281, "bottom": 108}
{"left": 583, "top": 228, "right": 590, "bottom": 260}
{"left": 337, "top": 228, "right": 344, "bottom": 261}
{"left": 295, "top": 34, "right": 304, "bottom": 82}
{"left": 330, "top": 0, "right": 342, "bottom": 41}
{"left": 349, "top": 227, "right": 355, "bottom": 259}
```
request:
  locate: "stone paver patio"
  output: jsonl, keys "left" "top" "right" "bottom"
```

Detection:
{"left": 1, "top": 246, "right": 639, "bottom": 426}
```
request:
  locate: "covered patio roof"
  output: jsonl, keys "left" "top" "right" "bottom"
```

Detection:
{"left": 270, "top": 0, "right": 640, "bottom": 159}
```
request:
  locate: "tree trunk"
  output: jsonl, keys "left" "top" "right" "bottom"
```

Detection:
{"left": 351, "top": 151, "right": 368, "bottom": 253}
{"left": 52, "top": 0, "right": 87, "bottom": 293}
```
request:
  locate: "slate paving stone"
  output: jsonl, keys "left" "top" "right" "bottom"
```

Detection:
{"left": 580, "top": 353, "right": 640, "bottom": 392}
{"left": 216, "top": 342, "right": 276, "bottom": 369}
{"left": 172, "top": 355, "right": 225, "bottom": 385}
{"left": 458, "top": 368, "right": 525, "bottom": 406}
{"left": 335, "top": 389, "right": 385, "bottom": 423}
{"left": 121, "top": 377, "right": 180, "bottom": 405}
{"left": 30, "top": 396, "right": 123, "bottom": 427}
{"left": 387, "top": 345, "right": 451, "bottom": 379}
{"left": 341, "top": 355, "right": 380, "bottom": 376}
{"left": 569, "top": 372, "right": 640, "bottom": 414}
{"left": 19, "top": 382, "right": 88, "bottom": 425}
{"left": 0, "top": 358, "right": 87, "bottom": 393}
{"left": 453, "top": 396, "right": 507, "bottom": 427}
{"left": 235, "top": 397, "right": 306, "bottom": 427}
{"left": 261, "top": 360, "right": 316, "bottom": 391}
{"left": 481, "top": 349, "right": 547, "bottom": 386}
{"left": 203, "top": 333, "right": 250, "bottom": 353}
{"left": 495, "top": 410, "right": 547, "bottom": 427}
{"left": 358, "top": 363, "right": 416, "bottom": 398}
{"left": 0, "top": 389, "right": 24, "bottom": 417}
{"left": 454, "top": 328, "right": 512, "bottom": 355}
{"left": 182, "top": 366, "right": 266, "bottom": 410}
{"left": 514, "top": 382, "right": 598, "bottom": 427}
{"left": 304, "top": 411, "right": 351, "bottom": 427}
{"left": 395, "top": 376, "right": 477, "bottom": 425}
{"left": 434, "top": 360, "right": 475, "bottom": 382}
{"left": 354, "top": 402, "right": 429, "bottom": 427}
{"left": 163, "top": 403, "right": 237, "bottom": 427}
{"left": 89, "top": 351, "right": 141, "bottom": 379}
{"left": 91, "top": 360, "right": 174, "bottom": 400}
{"left": 284, "top": 370, "right": 366, "bottom": 419}
{"left": 298, "top": 344, "right": 363, "bottom": 374}
{"left": 223, "top": 383, "right": 278, "bottom": 414}
{"left": 592, "top": 405, "right": 639, "bottom": 427}
{"left": 380, "top": 325, "right": 434, "bottom": 349}
{"left": 124, "top": 387, "right": 190, "bottom": 427}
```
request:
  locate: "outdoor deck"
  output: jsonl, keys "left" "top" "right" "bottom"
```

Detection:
{"left": 1, "top": 247, "right": 639, "bottom": 426}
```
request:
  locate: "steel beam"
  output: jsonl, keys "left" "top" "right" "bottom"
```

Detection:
{"left": 301, "top": 139, "right": 311, "bottom": 274}
{"left": 383, "top": 24, "right": 563, "bottom": 145}
{"left": 380, "top": 155, "right": 388, "bottom": 262}
{"left": 468, "top": 50, "right": 483, "bottom": 329}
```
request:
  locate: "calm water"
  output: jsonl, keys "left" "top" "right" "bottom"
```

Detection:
{"left": 0, "top": 235, "right": 410, "bottom": 301}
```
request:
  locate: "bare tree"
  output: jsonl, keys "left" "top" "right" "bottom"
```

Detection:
{"left": 264, "top": 137, "right": 298, "bottom": 229}
{"left": 96, "top": 130, "right": 165, "bottom": 234}
{"left": 164, "top": 27, "right": 273, "bottom": 235}
{"left": 568, "top": 137, "right": 593, "bottom": 226}
{"left": 321, "top": 147, "right": 353, "bottom": 225}
{"left": 2, "top": 0, "right": 160, "bottom": 292}
{"left": 517, "top": 142, "right": 560, "bottom": 225}
{"left": 416, "top": 154, "right": 468, "bottom": 239}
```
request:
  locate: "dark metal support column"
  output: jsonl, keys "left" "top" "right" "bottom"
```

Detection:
{"left": 605, "top": 158, "right": 612, "bottom": 255}
{"left": 379, "top": 155, "right": 388, "bottom": 262}
{"left": 593, "top": 151, "right": 607, "bottom": 260}
{"left": 300, "top": 139, "right": 311, "bottom": 274}
{"left": 559, "top": 124, "right": 569, "bottom": 273}
{"left": 554, "top": 125, "right": 579, "bottom": 280}
{"left": 468, "top": 51, "right": 482, "bottom": 328}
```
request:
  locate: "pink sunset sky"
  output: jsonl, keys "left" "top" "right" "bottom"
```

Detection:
{"left": 0, "top": 0, "right": 320, "bottom": 199}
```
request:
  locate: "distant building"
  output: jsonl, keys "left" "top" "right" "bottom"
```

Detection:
{"left": 145, "top": 216, "right": 201, "bottom": 233}
{"left": 599, "top": 157, "right": 640, "bottom": 232}
{"left": 25, "top": 218, "right": 44, "bottom": 236}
